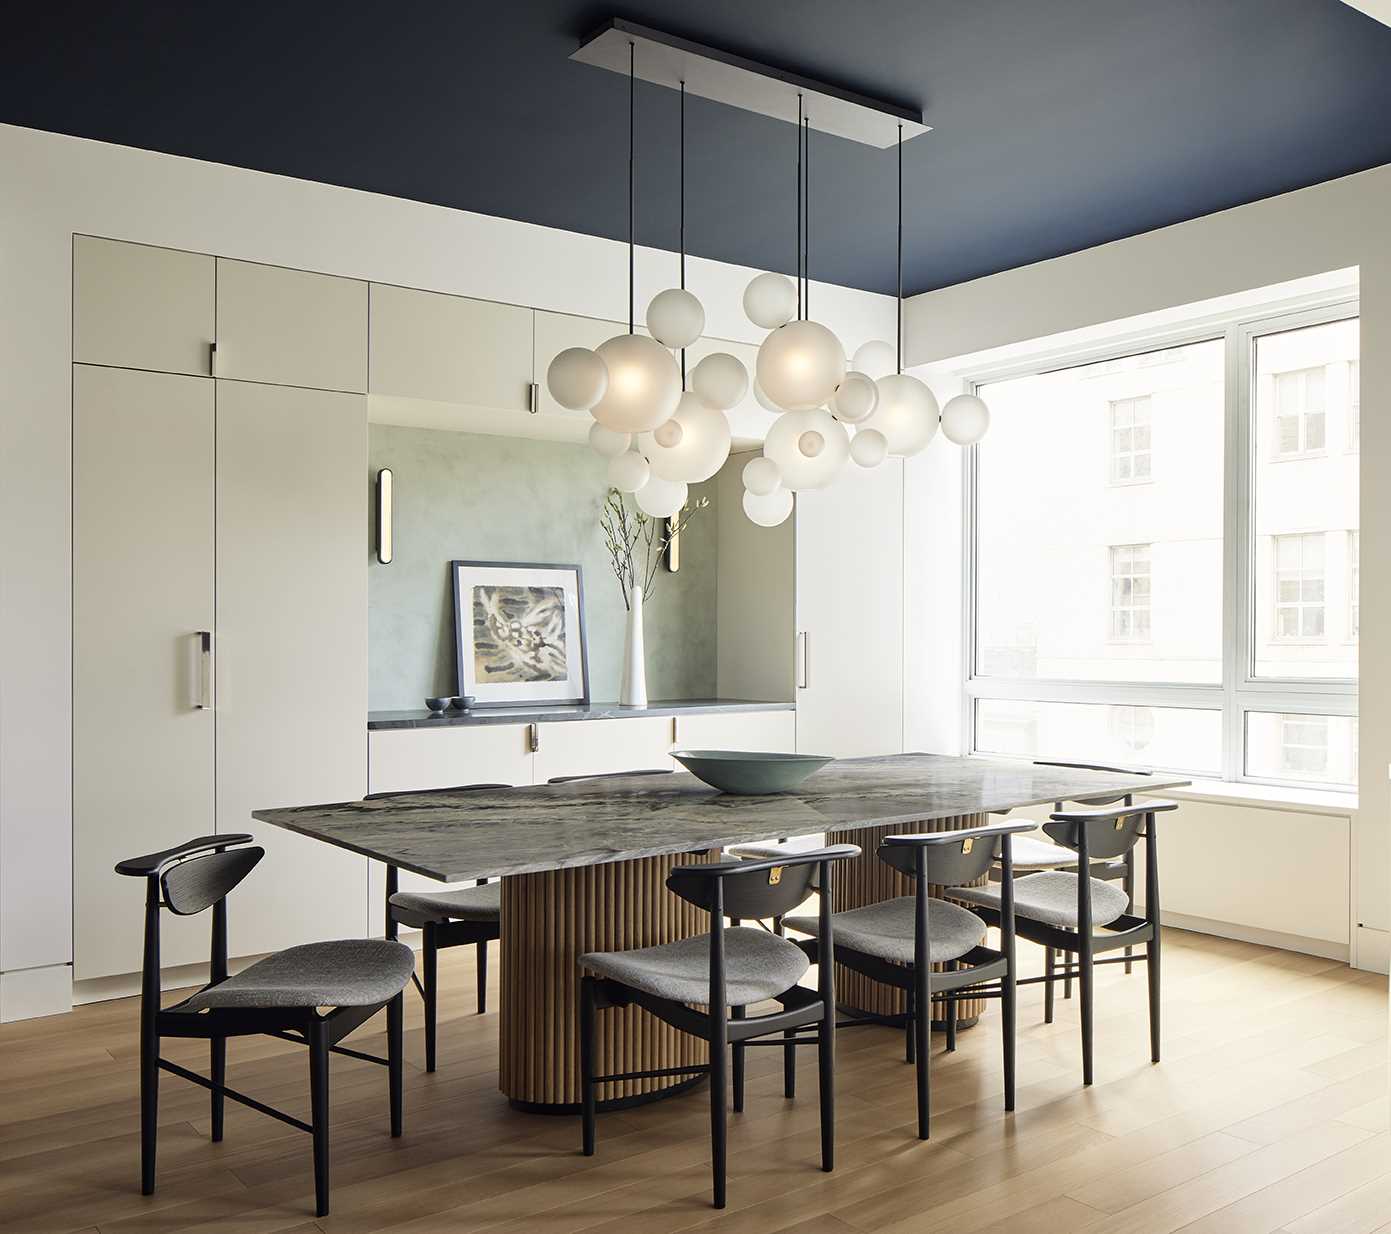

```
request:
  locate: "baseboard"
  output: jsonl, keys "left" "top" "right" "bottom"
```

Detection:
{"left": 1353, "top": 925, "right": 1390, "bottom": 974}
{"left": 1159, "top": 910, "right": 1348, "bottom": 961}
{"left": 0, "top": 964, "right": 74, "bottom": 1022}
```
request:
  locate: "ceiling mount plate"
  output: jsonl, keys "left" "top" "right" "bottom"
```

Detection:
{"left": 572, "top": 18, "right": 929, "bottom": 148}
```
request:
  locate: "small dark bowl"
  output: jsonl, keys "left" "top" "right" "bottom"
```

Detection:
{"left": 425, "top": 696, "right": 451, "bottom": 713}
{"left": 449, "top": 695, "right": 476, "bottom": 711}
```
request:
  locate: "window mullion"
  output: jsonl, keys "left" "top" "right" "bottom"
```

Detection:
{"left": 1223, "top": 321, "right": 1247, "bottom": 782}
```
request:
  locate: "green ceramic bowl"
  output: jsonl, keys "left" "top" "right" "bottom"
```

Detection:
{"left": 672, "top": 749, "right": 832, "bottom": 795}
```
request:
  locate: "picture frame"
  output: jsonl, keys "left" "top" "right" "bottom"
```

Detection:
{"left": 451, "top": 560, "right": 589, "bottom": 707}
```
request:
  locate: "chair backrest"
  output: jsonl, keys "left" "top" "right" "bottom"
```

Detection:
{"left": 667, "top": 845, "right": 860, "bottom": 922}
{"left": 364, "top": 782, "right": 509, "bottom": 800}
{"left": 1043, "top": 799, "right": 1176, "bottom": 861}
{"left": 1035, "top": 759, "right": 1151, "bottom": 809}
{"left": 548, "top": 768, "right": 674, "bottom": 785}
{"left": 163, "top": 846, "right": 264, "bottom": 915}
{"left": 878, "top": 821, "right": 1036, "bottom": 887}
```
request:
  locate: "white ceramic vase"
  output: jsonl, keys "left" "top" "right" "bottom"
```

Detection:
{"left": 620, "top": 583, "right": 648, "bottom": 708}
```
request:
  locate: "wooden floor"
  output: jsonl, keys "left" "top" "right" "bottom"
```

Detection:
{"left": 2, "top": 930, "right": 1387, "bottom": 1234}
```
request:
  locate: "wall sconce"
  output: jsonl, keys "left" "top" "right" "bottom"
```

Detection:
{"left": 376, "top": 468, "right": 393, "bottom": 564}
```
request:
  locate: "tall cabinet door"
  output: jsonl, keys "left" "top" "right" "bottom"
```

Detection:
{"left": 216, "top": 381, "right": 369, "bottom": 957}
{"left": 794, "top": 460, "right": 905, "bottom": 757}
{"left": 73, "top": 365, "right": 215, "bottom": 979}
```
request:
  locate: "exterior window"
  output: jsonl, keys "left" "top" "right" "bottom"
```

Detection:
{"left": 1272, "top": 367, "right": 1325, "bottom": 456}
{"left": 1110, "top": 544, "right": 1151, "bottom": 642}
{"left": 1273, "top": 533, "right": 1324, "bottom": 641}
{"left": 1279, "top": 714, "right": 1328, "bottom": 776}
{"left": 1348, "top": 530, "right": 1359, "bottom": 641}
{"left": 1107, "top": 705, "right": 1156, "bottom": 753}
{"left": 1109, "top": 396, "right": 1152, "bottom": 483}
{"left": 1348, "top": 359, "right": 1360, "bottom": 450}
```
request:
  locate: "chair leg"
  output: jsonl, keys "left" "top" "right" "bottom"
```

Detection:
{"left": 710, "top": 1030, "right": 728, "bottom": 1208}
{"left": 818, "top": 996, "right": 835, "bottom": 1172}
{"left": 1043, "top": 946, "right": 1055, "bottom": 1024}
{"left": 210, "top": 1035, "right": 226, "bottom": 1143}
{"left": 905, "top": 986, "right": 916, "bottom": 1064}
{"left": 1123, "top": 864, "right": 1136, "bottom": 976}
{"left": 423, "top": 922, "right": 438, "bottom": 1073}
{"left": 1147, "top": 927, "right": 1162, "bottom": 1063}
{"left": 388, "top": 993, "right": 404, "bottom": 1138}
{"left": 476, "top": 940, "right": 488, "bottom": 1014}
{"left": 732, "top": 1006, "right": 746, "bottom": 1113}
{"left": 913, "top": 966, "right": 932, "bottom": 1139}
{"left": 140, "top": 1022, "right": 158, "bottom": 1195}
{"left": 309, "top": 1018, "right": 331, "bottom": 1218}
{"left": 783, "top": 1027, "right": 797, "bottom": 1098}
{"left": 1063, "top": 939, "right": 1073, "bottom": 1000}
{"left": 944, "top": 960, "right": 958, "bottom": 1053}
{"left": 1079, "top": 940, "right": 1095, "bottom": 1087}
{"left": 579, "top": 977, "right": 597, "bottom": 1156}
{"left": 1002, "top": 957, "right": 1017, "bottom": 1113}
{"left": 772, "top": 915, "right": 785, "bottom": 938}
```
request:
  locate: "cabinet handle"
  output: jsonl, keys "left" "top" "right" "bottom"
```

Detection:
{"left": 528, "top": 722, "right": 540, "bottom": 753}
{"left": 796, "top": 631, "right": 808, "bottom": 689}
{"left": 527, "top": 382, "right": 539, "bottom": 414}
{"left": 209, "top": 340, "right": 218, "bottom": 377}
{"left": 194, "top": 630, "right": 213, "bottom": 710}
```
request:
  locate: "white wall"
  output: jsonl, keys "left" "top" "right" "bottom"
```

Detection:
{"left": 0, "top": 122, "right": 894, "bottom": 1020}
{"left": 904, "top": 164, "right": 1391, "bottom": 971}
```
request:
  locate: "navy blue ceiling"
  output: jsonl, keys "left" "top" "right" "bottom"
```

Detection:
{"left": 6, "top": 2, "right": 1391, "bottom": 295}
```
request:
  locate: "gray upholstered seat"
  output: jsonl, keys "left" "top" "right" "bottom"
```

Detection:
{"left": 580, "top": 926, "right": 809, "bottom": 1006}
{"left": 389, "top": 881, "right": 501, "bottom": 922}
{"left": 1008, "top": 834, "right": 1078, "bottom": 869}
{"left": 785, "top": 895, "right": 985, "bottom": 965}
{"left": 724, "top": 834, "right": 825, "bottom": 861}
{"left": 180, "top": 939, "right": 415, "bottom": 1010}
{"left": 955, "top": 870, "right": 1130, "bottom": 929}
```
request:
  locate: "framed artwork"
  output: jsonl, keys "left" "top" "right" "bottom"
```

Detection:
{"left": 451, "top": 560, "right": 589, "bottom": 707}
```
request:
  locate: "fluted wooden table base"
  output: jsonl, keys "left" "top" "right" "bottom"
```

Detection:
{"left": 827, "top": 812, "right": 990, "bottom": 1025}
{"left": 499, "top": 850, "right": 718, "bottom": 1110}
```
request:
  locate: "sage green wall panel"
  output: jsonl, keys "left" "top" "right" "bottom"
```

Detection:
{"left": 368, "top": 425, "right": 717, "bottom": 709}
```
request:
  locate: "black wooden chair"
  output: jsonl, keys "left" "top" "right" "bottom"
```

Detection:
{"left": 955, "top": 799, "right": 1175, "bottom": 1084}
{"left": 116, "top": 834, "right": 413, "bottom": 1217}
{"left": 369, "top": 784, "right": 510, "bottom": 1071}
{"left": 578, "top": 844, "right": 859, "bottom": 1209}
{"left": 786, "top": 820, "right": 1032, "bottom": 1139}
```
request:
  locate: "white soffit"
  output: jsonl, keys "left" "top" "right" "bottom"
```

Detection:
{"left": 1341, "top": 1, "right": 1391, "bottom": 28}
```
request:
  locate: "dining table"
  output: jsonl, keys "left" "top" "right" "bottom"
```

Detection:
{"left": 254, "top": 753, "right": 1186, "bottom": 1112}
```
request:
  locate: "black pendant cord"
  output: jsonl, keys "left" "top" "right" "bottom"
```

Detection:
{"left": 795, "top": 93, "right": 803, "bottom": 321}
{"left": 896, "top": 122, "right": 903, "bottom": 374}
{"left": 803, "top": 116, "right": 810, "bottom": 320}
{"left": 680, "top": 79, "right": 686, "bottom": 387}
{"left": 628, "top": 40, "right": 635, "bottom": 335}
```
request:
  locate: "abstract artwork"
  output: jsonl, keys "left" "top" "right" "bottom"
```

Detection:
{"left": 452, "top": 561, "right": 589, "bottom": 706}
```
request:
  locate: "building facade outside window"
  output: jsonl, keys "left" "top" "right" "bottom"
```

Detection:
{"left": 1278, "top": 713, "right": 1328, "bottom": 776}
{"left": 1348, "top": 358, "right": 1360, "bottom": 450}
{"left": 1273, "top": 533, "right": 1325, "bottom": 641}
{"left": 1109, "top": 396, "right": 1152, "bottom": 483}
{"left": 1109, "top": 544, "right": 1151, "bottom": 641}
{"left": 1348, "top": 530, "right": 1360, "bottom": 641}
{"left": 1272, "top": 366, "right": 1325, "bottom": 456}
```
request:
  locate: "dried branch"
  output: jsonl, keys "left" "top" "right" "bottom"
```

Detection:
{"left": 599, "top": 487, "right": 710, "bottom": 609}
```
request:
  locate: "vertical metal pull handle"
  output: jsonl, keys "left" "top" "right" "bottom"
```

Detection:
{"left": 528, "top": 722, "right": 540, "bottom": 753}
{"left": 796, "top": 631, "right": 808, "bottom": 689}
{"left": 527, "top": 382, "right": 539, "bottom": 414}
{"left": 209, "top": 340, "right": 218, "bottom": 377}
{"left": 195, "top": 631, "right": 213, "bottom": 710}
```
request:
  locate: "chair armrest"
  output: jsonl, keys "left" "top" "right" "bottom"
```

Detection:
{"left": 882, "top": 820, "right": 1037, "bottom": 847}
{"left": 681, "top": 844, "right": 862, "bottom": 878}
{"left": 115, "top": 833, "right": 254, "bottom": 877}
{"left": 1050, "top": 799, "right": 1178, "bottom": 823}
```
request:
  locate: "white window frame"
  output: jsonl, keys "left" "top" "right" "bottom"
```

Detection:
{"left": 1270, "top": 366, "right": 1327, "bottom": 459}
{"left": 1108, "top": 396, "right": 1152, "bottom": 485}
{"left": 961, "top": 293, "right": 1358, "bottom": 787}
{"left": 1271, "top": 532, "right": 1326, "bottom": 644}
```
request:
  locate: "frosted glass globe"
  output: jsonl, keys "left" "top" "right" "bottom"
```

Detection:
{"left": 763, "top": 407, "right": 849, "bottom": 490}
{"left": 743, "top": 486, "right": 793, "bottom": 527}
{"left": 590, "top": 333, "right": 682, "bottom": 433}
{"left": 638, "top": 392, "right": 732, "bottom": 483}
{"left": 864, "top": 373, "right": 939, "bottom": 457}
{"left": 940, "top": 393, "right": 991, "bottom": 445}
{"left": 743, "top": 272, "right": 797, "bottom": 330}
{"left": 753, "top": 379, "right": 783, "bottom": 413}
{"left": 850, "top": 427, "right": 889, "bottom": 468}
{"left": 588, "top": 423, "right": 631, "bottom": 458}
{"left": 646, "top": 287, "right": 705, "bottom": 350}
{"left": 756, "top": 319, "right": 846, "bottom": 412}
{"left": 831, "top": 370, "right": 879, "bottom": 423}
{"left": 547, "top": 346, "right": 609, "bottom": 411}
{"left": 635, "top": 474, "right": 688, "bottom": 518}
{"left": 691, "top": 351, "right": 749, "bottom": 411}
{"left": 607, "top": 449, "right": 650, "bottom": 493}
{"left": 852, "top": 339, "right": 895, "bottom": 380}
{"left": 742, "top": 455, "right": 781, "bottom": 496}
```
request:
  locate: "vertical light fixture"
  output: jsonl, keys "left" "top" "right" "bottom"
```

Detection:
{"left": 375, "top": 468, "right": 393, "bottom": 565}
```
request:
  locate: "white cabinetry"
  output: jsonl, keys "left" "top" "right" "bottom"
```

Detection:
{"left": 674, "top": 709, "right": 795, "bottom": 752}
{"left": 532, "top": 312, "right": 624, "bottom": 417}
{"left": 795, "top": 461, "right": 904, "bottom": 757}
{"left": 369, "top": 283, "right": 533, "bottom": 410}
{"left": 216, "top": 259, "right": 367, "bottom": 393}
{"left": 531, "top": 716, "right": 676, "bottom": 782}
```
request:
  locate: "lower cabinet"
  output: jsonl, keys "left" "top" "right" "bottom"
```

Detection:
{"left": 529, "top": 716, "right": 675, "bottom": 782}
{"left": 674, "top": 709, "right": 796, "bottom": 752}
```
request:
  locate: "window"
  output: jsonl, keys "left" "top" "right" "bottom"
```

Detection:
{"left": 1110, "top": 544, "right": 1151, "bottom": 641}
{"left": 1109, "top": 396, "right": 1152, "bottom": 483}
{"left": 1348, "top": 530, "right": 1359, "bottom": 640}
{"left": 1272, "top": 533, "right": 1324, "bottom": 641}
{"left": 1348, "top": 359, "right": 1360, "bottom": 450}
{"left": 1272, "top": 366, "right": 1325, "bottom": 456}
{"left": 967, "top": 298, "right": 1357, "bottom": 786}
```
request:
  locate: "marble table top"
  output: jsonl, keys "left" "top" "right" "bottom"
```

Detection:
{"left": 253, "top": 754, "right": 1188, "bottom": 883}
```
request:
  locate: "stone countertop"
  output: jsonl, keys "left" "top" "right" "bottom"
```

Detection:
{"left": 367, "top": 698, "right": 795, "bottom": 730}
{"left": 254, "top": 754, "right": 1188, "bottom": 883}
